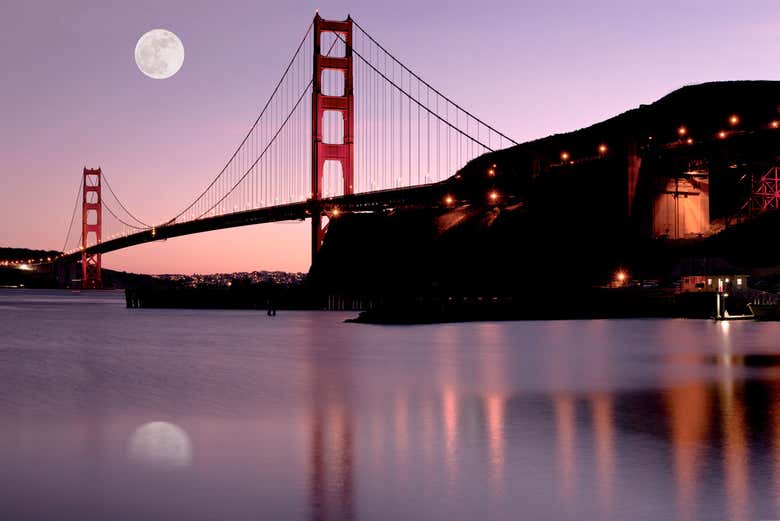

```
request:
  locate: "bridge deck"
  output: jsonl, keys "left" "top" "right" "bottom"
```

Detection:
{"left": 57, "top": 183, "right": 447, "bottom": 262}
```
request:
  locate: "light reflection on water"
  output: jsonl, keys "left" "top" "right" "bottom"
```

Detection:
{"left": 2, "top": 289, "right": 780, "bottom": 520}
{"left": 128, "top": 421, "right": 193, "bottom": 469}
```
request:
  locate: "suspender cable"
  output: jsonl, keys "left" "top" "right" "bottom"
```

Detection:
{"left": 351, "top": 18, "right": 518, "bottom": 146}
{"left": 167, "top": 20, "right": 314, "bottom": 224}
{"left": 198, "top": 82, "right": 313, "bottom": 219}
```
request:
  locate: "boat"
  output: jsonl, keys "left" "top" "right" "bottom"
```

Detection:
{"left": 748, "top": 303, "right": 780, "bottom": 321}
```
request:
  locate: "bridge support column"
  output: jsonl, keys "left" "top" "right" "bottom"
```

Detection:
{"left": 311, "top": 14, "right": 354, "bottom": 263}
{"left": 81, "top": 168, "right": 102, "bottom": 289}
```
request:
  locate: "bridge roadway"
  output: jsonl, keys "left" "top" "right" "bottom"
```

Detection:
{"left": 58, "top": 183, "right": 449, "bottom": 263}
{"left": 55, "top": 127, "right": 780, "bottom": 265}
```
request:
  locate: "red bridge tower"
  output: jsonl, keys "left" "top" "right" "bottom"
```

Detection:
{"left": 81, "top": 167, "right": 102, "bottom": 289}
{"left": 311, "top": 14, "right": 354, "bottom": 263}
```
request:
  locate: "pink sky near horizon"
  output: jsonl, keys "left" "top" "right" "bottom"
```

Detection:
{"left": 2, "top": 0, "right": 779, "bottom": 274}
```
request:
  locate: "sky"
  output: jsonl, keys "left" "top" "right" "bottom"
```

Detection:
{"left": 2, "top": 0, "right": 780, "bottom": 274}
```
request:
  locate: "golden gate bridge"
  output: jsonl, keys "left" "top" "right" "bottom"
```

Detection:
{"left": 9, "top": 16, "right": 780, "bottom": 290}
{"left": 48, "top": 14, "right": 517, "bottom": 288}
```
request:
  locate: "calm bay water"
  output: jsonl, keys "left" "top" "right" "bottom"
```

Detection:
{"left": 2, "top": 289, "right": 780, "bottom": 520}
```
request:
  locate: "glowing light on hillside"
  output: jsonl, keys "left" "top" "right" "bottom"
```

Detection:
{"left": 598, "top": 144, "right": 608, "bottom": 154}
{"left": 444, "top": 195, "right": 454, "bottom": 205}
{"left": 686, "top": 137, "right": 694, "bottom": 145}
{"left": 718, "top": 130, "right": 727, "bottom": 139}
{"left": 729, "top": 114, "right": 739, "bottom": 126}
{"left": 331, "top": 208, "right": 340, "bottom": 217}
{"left": 489, "top": 191, "right": 499, "bottom": 202}
{"left": 772, "top": 120, "right": 779, "bottom": 129}
{"left": 678, "top": 126, "right": 687, "bottom": 136}
{"left": 560, "top": 151, "right": 569, "bottom": 161}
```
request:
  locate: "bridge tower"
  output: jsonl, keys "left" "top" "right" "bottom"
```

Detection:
{"left": 81, "top": 167, "right": 102, "bottom": 289}
{"left": 311, "top": 14, "right": 354, "bottom": 263}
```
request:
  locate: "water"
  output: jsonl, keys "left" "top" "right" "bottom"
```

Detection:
{"left": 1, "top": 289, "right": 780, "bottom": 520}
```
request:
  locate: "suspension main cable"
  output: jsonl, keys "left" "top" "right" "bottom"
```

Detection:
{"left": 61, "top": 177, "right": 83, "bottom": 253}
{"left": 196, "top": 82, "right": 313, "bottom": 219}
{"left": 351, "top": 18, "right": 518, "bottom": 146}
{"left": 101, "top": 171, "right": 150, "bottom": 228}
{"left": 198, "top": 33, "right": 343, "bottom": 215}
{"left": 334, "top": 32, "right": 495, "bottom": 153}
{"left": 102, "top": 198, "right": 148, "bottom": 231}
{"left": 167, "top": 20, "right": 315, "bottom": 224}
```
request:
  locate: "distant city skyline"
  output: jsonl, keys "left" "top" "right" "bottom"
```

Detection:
{"left": 2, "top": 0, "right": 779, "bottom": 274}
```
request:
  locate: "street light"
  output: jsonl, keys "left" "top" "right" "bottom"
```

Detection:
{"left": 598, "top": 144, "right": 608, "bottom": 154}
{"left": 678, "top": 126, "right": 687, "bottom": 137}
{"left": 489, "top": 191, "right": 499, "bottom": 203}
{"left": 560, "top": 151, "right": 569, "bottom": 161}
{"left": 729, "top": 114, "right": 739, "bottom": 126}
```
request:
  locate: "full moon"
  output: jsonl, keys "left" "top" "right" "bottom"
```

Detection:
{"left": 134, "top": 29, "right": 184, "bottom": 79}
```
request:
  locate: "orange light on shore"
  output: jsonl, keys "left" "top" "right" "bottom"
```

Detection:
{"left": 678, "top": 126, "right": 687, "bottom": 136}
{"left": 487, "top": 168, "right": 495, "bottom": 177}
{"left": 332, "top": 208, "right": 340, "bottom": 217}
{"left": 718, "top": 130, "right": 727, "bottom": 139}
{"left": 598, "top": 144, "right": 608, "bottom": 154}
{"left": 444, "top": 195, "right": 454, "bottom": 205}
{"left": 772, "top": 120, "right": 779, "bottom": 129}
{"left": 489, "top": 191, "right": 499, "bottom": 202}
{"left": 617, "top": 271, "right": 627, "bottom": 282}
{"left": 560, "top": 151, "right": 569, "bottom": 161}
{"left": 729, "top": 114, "right": 739, "bottom": 126}
{"left": 686, "top": 137, "right": 694, "bottom": 145}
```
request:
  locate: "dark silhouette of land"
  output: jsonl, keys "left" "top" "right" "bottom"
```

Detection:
{"left": 307, "top": 81, "right": 780, "bottom": 322}
{"left": 7, "top": 82, "right": 780, "bottom": 322}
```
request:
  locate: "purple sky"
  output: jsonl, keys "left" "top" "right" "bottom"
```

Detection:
{"left": 2, "top": 0, "right": 779, "bottom": 274}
